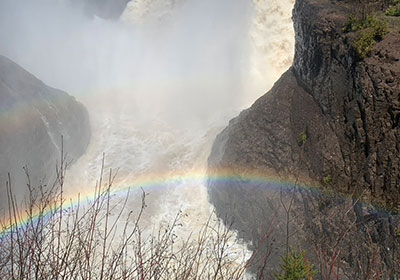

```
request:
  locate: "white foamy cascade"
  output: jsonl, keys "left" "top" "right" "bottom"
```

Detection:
{"left": 121, "top": 0, "right": 186, "bottom": 25}
{"left": 243, "top": 0, "right": 295, "bottom": 105}
{"left": 0, "top": 0, "right": 295, "bottom": 275}
{"left": 122, "top": 0, "right": 295, "bottom": 103}
{"left": 66, "top": 0, "right": 295, "bottom": 270}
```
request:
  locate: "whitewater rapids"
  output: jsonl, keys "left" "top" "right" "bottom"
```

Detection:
{"left": 0, "top": 0, "right": 295, "bottom": 272}
{"left": 64, "top": 0, "right": 294, "bottom": 241}
{"left": 66, "top": 0, "right": 295, "bottom": 263}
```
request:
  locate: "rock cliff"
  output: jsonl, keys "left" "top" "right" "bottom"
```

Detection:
{"left": 0, "top": 55, "right": 91, "bottom": 205}
{"left": 208, "top": 0, "right": 400, "bottom": 277}
{"left": 293, "top": 0, "right": 400, "bottom": 208}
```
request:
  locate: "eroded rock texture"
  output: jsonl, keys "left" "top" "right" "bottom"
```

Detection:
{"left": 293, "top": 0, "right": 400, "bottom": 207}
{"left": 208, "top": 0, "right": 400, "bottom": 277}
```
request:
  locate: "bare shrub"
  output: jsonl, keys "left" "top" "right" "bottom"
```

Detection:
{"left": 0, "top": 151, "right": 250, "bottom": 280}
{"left": 1, "top": 142, "right": 398, "bottom": 280}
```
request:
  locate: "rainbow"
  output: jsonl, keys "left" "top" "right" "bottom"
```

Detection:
{"left": 0, "top": 169, "right": 319, "bottom": 238}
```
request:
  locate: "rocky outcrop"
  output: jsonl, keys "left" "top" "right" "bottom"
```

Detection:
{"left": 209, "top": 0, "right": 400, "bottom": 219}
{"left": 292, "top": 0, "right": 400, "bottom": 208}
{"left": 0, "top": 55, "right": 90, "bottom": 205}
{"left": 208, "top": 0, "right": 400, "bottom": 277}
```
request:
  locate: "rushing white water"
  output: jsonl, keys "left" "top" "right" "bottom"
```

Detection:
{"left": 64, "top": 0, "right": 295, "bottom": 236}
{"left": 247, "top": 0, "right": 295, "bottom": 103}
{"left": 0, "top": 0, "right": 295, "bottom": 271}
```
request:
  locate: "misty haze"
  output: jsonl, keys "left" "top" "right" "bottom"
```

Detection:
{"left": 1, "top": 0, "right": 399, "bottom": 279}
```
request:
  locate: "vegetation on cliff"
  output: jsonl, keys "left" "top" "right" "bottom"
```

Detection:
{"left": 342, "top": 0, "right": 400, "bottom": 58}
{"left": 386, "top": 0, "right": 400, "bottom": 16}
{"left": 343, "top": 15, "right": 388, "bottom": 57}
{"left": 276, "top": 250, "right": 317, "bottom": 280}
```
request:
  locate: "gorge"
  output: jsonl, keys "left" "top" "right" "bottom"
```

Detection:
{"left": 0, "top": 0, "right": 399, "bottom": 279}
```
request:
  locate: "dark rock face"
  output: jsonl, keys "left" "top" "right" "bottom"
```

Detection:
{"left": 209, "top": 0, "right": 400, "bottom": 221}
{"left": 208, "top": 0, "right": 400, "bottom": 277}
{"left": 293, "top": 0, "right": 400, "bottom": 209}
{"left": 209, "top": 69, "right": 342, "bottom": 187}
{"left": 208, "top": 70, "right": 342, "bottom": 275}
{"left": 0, "top": 55, "right": 91, "bottom": 205}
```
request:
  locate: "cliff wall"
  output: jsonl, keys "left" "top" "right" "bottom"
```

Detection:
{"left": 208, "top": 0, "right": 400, "bottom": 277}
{"left": 293, "top": 0, "right": 400, "bottom": 207}
{"left": 208, "top": 0, "right": 400, "bottom": 223}
{"left": 0, "top": 55, "right": 91, "bottom": 205}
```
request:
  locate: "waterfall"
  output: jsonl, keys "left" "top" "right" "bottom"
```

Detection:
{"left": 0, "top": 0, "right": 295, "bottom": 274}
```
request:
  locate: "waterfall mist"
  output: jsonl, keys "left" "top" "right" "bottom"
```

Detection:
{"left": 0, "top": 0, "right": 259, "bottom": 127}
{"left": 0, "top": 0, "right": 295, "bottom": 265}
